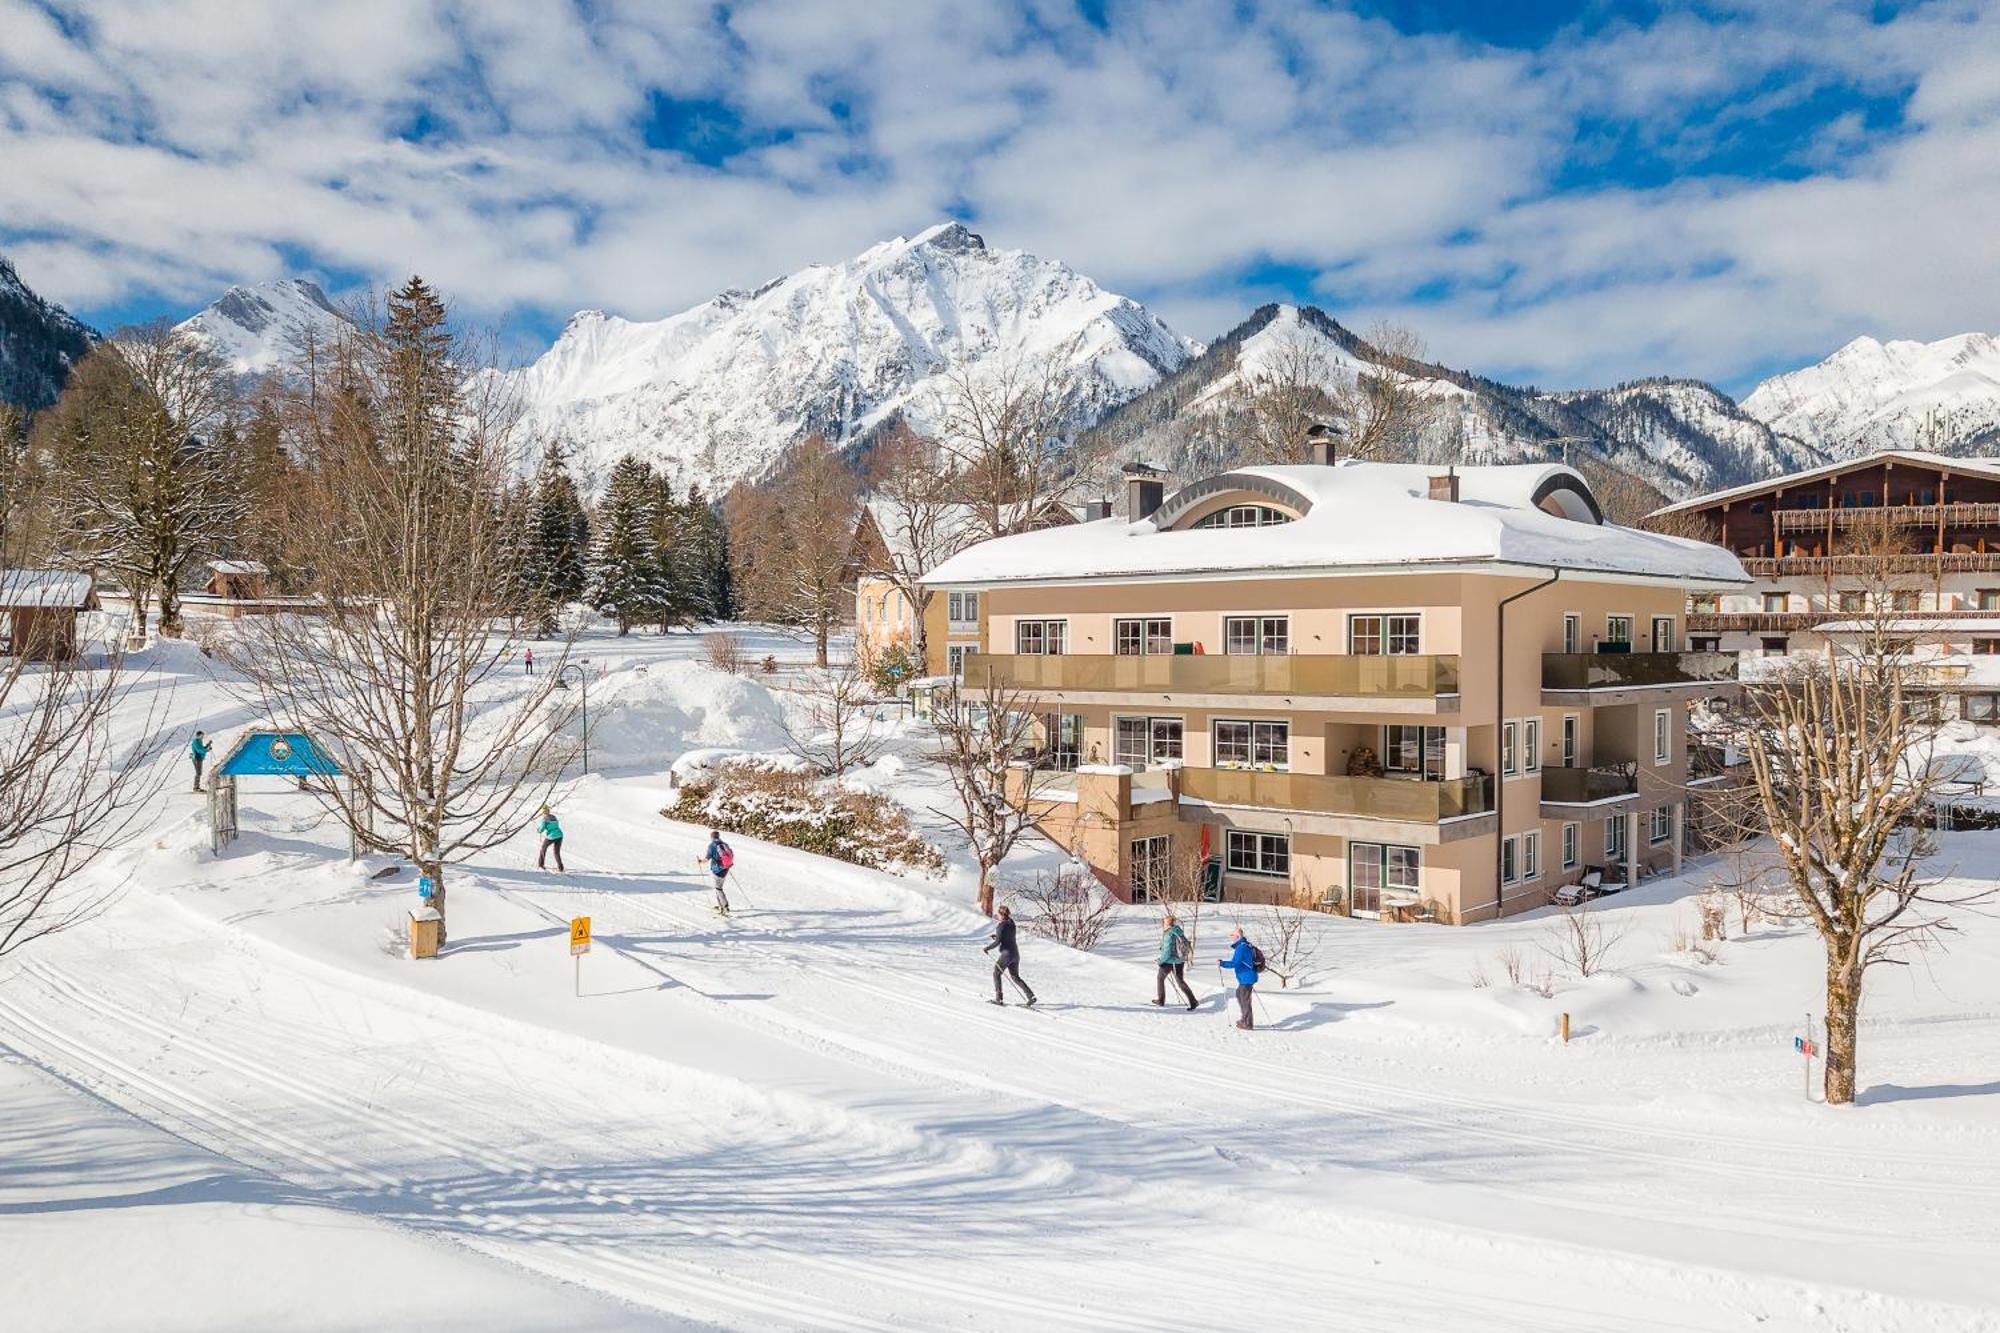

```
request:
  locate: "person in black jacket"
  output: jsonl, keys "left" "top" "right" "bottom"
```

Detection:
{"left": 982, "top": 905, "right": 1037, "bottom": 1007}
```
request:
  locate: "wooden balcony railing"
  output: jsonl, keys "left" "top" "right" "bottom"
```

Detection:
{"left": 1772, "top": 503, "right": 2000, "bottom": 534}
{"left": 1740, "top": 553, "right": 2000, "bottom": 576}
{"left": 963, "top": 651, "right": 1461, "bottom": 698}
{"left": 1690, "top": 608, "right": 2000, "bottom": 634}
{"left": 1178, "top": 767, "right": 1493, "bottom": 822}
{"left": 1541, "top": 651, "right": 1737, "bottom": 691}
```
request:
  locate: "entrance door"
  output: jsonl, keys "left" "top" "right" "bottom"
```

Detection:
{"left": 1130, "top": 835, "right": 1171, "bottom": 902}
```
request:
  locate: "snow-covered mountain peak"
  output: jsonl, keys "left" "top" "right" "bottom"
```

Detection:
{"left": 1742, "top": 330, "right": 2000, "bottom": 457}
{"left": 177, "top": 278, "right": 346, "bottom": 376}
{"left": 506, "top": 225, "right": 1198, "bottom": 492}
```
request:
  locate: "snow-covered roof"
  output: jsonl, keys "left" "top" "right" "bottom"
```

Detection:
{"left": 862, "top": 499, "right": 1074, "bottom": 568}
{"left": 0, "top": 569, "right": 95, "bottom": 609}
{"left": 925, "top": 461, "right": 1747, "bottom": 589}
{"left": 1650, "top": 450, "right": 2000, "bottom": 517}
{"left": 207, "top": 559, "right": 270, "bottom": 576}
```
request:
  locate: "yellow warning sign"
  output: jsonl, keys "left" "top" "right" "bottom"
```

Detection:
{"left": 569, "top": 915, "right": 592, "bottom": 956}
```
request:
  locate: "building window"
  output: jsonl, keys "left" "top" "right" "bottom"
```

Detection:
{"left": 1349, "top": 842, "right": 1419, "bottom": 913}
{"left": 1523, "top": 831, "right": 1540, "bottom": 880}
{"left": 1606, "top": 815, "right": 1628, "bottom": 863}
{"left": 1892, "top": 589, "right": 1920, "bottom": 612}
{"left": 1501, "top": 836, "right": 1518, "bottom": 885}
{"left": 1649, "top": 806, "right": 1673, "bottom": 845}
{"left": 1561, "top": 821, "right": 1580, "bottom": 869}
{"left": 1762, "top": 592, "right": 1788, "bottom": 614}
{"left": 1226, "top": 830, "right": 1290, "bottom": 878}
{"left": 1560, "top": 714, "right": 1578, "bottom": 767}
{"left": 1349, "top": 614, "right": 1420, "bottom": 655}
{"left": 1562, "top": 613, "right": 1582, "bottom": 654}
{"left": 1040, "top": 713, "right": 1084, "bottom": 770}
{"left": 1653, "top": 709, "right": 1671, "bottom": 764}
{"left": 1651, "top": 617, "right": 1675, "bottom": 651}
{"left": 1836, "top": 590, "right": 1865, "bottom": 613}
{"left": 1193, "top": 504, "right": 1290, "bottom": 529}
{"left": 1015, "top": 619, "right": 1067, "bottom": 655}
{"left": 1965, "top": 694, "right": 2000, "bottom": 723}
{"left": 1975, "top": 639, "right": 2000, "bottom": 656}
{"left": 947, "top": 591, "right": 979, "bottom": 627}
{"left": 1606, "top": 615, "right": 1633, "bottom": 646}
{"left": 1115, "top": 716, "right": 1184, "bottom": 766}
{"left": 1222, "top": 615, "right": 1289, "bottom": 656}
{"left": 1215, "top": 719, "right": 1289, "bottom": 768}
{"left": 947, "top": 645, "right": 970, "bottom": 677}
{"left": 1760, "top": 636, "right": 1789, "bottom": 656}
{"left": 1979, "top": 590, "right": 2000, "bottom": 611}
{"left": 1524, "top": 718, "right": 1541, "bottom": 773}
{"left": 1383, "top": 725, "right": 1446, "bottom": 779}
{"left": 1501, "top": 721, "right": 1518, "bottom": 776}
{"left": 1114, "top": 618, "right": 1172, "bottom": 656}
{"left": 1130, "top": 835, "right": 1171, "bottom": 902}
{"left": 1691, "top": 594, "right": 1718, "bottom": 614}
{"left": 1691, "top": 636, "right": 1721, "bottom": 652}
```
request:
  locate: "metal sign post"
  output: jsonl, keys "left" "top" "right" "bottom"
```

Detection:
{"left": 1794, "top": 1014, "right": 1818, "bottom": 1101}
{"left": 570, "top": 915, "right": 592, "bottom": 997}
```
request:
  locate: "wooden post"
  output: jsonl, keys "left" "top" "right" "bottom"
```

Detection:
{"left": 408, "top": 907, "right": 441, "bottom": 960}
{"left": 1561, "top": 1012, "right": 1571, "bottom": 1044}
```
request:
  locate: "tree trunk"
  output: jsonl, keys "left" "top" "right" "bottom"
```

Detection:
{"left": 977, "top": 864, "right": 995, "bottom": 917}
{"left": 815, "top": 617, "right": 829, "bottom": 668}
{"left": 419, "top": 857, "right": 447, "bottom": 948}
{"left": 158, "top": 583, "right": 182, "bottom": 637}
{"left": 1823, "top": 955, "right": 1861, "bottom": 1104}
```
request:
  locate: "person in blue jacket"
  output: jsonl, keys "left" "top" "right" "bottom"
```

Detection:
{"left": 190, "top": 731, "right": 212, "bottom": 792}
{"left": 1218, "top": 926, "right": 1258, "bottom": 1030}
{"left": 700, "top": 830, "right": 732, "bottom": 915}
{"left": 536, "top": 806, "right": 564, "bottom": 871}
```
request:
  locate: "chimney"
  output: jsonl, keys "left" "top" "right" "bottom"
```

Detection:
{"left": 1428, "top": 468, "right": 1460, "bottom": 503}
{"left": 1123, "top": 462, "right": 1166, "bottom": 520}
{"left": 1086, "top": 497, "right": 1114, "bottom": 520}
{"left": 1306, "top": 420, "right": 1342, "bottom": 467}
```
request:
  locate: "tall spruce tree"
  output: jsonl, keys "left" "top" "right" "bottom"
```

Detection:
{"left": 526, "top": 438, "right": 589, "bottom": 630}
{"left": 588, "top": 455, "right": 668, "bottom": 634}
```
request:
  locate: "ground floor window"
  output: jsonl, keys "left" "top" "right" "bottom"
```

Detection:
{"left": 1226, "top": 830, "right": 1290, "bottom": 878}
{"left": 1114, "top": 716, "right": 1184, "bottom": 767}
{"left": 1523, "top": 830, "right": 1540, "bottom": 880}
{"left": 947, "top": 644, "right": 971, "bottom": 677}
{"left": 1130, "top": 835, "right": 1171, "bottom": 902}
{"left": 1605, "top": 815, "right": 1628, "bottom": 863}
{"left": 1216, "top": 719, "right": 1289, "bottom": 768}
{"left": 1967, "top": 693, "right": 2000, "bottom": 723}
{"left": 1649, "top": 806, "right": 1673, "bottom": 844}
{"left": 1690, "top": 636, "right": 1720, "bottom": 652}
{"left": 1040, "top": 713, "right": 1083, "bottom": 770}
{"left": 1760, "top": 637, "right": 1788, "bottom": 656}
{"left": 1561, "top": 821, "right": 1579, "bottom": 869}
{"left": 1349, "top": 841, "right": 1419, "bottom": 914}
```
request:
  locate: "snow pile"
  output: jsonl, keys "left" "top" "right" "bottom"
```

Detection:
{"left": 568, "top": 658, "right": 789, "bottom": 772}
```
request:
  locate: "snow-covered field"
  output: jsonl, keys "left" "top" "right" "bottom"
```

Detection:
{"left": 4, "top": 624, "right": 1999, "bottom": 1332}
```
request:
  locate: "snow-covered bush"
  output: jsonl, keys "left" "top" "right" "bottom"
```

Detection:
{"left": 1009, "top": 866, "right": 1116, "bottom": 951}
{"left": 665, "top": 761, "right": 943, "bottom": 878}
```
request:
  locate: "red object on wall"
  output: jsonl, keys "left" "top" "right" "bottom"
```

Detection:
{"left": 1200, "top": 825, "right": 1211, "bottom": 858}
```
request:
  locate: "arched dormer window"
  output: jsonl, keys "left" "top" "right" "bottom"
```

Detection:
{"left": 1192, "top": 504, "right": 1291, "bottom": 530}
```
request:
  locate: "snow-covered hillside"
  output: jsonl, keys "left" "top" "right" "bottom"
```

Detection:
{"left": 505, "top": 222, "right": 1198, "bottom": 491}
{"left": 1743, "top": 332, "right": 2000, "bottom": 458}
{"left": 0, "top": 251, "right": 94, "bottom": 412}
{"left": 176, "top": 278, "right": 347, "bottom": 377}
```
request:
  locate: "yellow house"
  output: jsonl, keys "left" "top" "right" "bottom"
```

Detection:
{"left": 923, "top": 456, "right": 1748, "bottom": 923}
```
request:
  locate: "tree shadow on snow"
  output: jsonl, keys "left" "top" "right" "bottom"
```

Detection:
{"left": 1857, "top": 1080, "right": 2000, "bottom": 1105}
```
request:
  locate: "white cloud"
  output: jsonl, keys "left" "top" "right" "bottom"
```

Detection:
{"left": 0, "top": 0, "right": 1995, "bottom": 392}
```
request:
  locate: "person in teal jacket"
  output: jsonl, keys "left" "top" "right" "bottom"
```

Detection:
{"left": 537, "top": 806, "right": 564, "bottom": 871}
{"left": 190, "top": 731, "right": 212, "bottom": 792}
{"left": 1154, "top": 913, "right": 1197, "bottom": 1010}
{"left": 1219, "top": 927, "right": 1259, "bottom": 1030}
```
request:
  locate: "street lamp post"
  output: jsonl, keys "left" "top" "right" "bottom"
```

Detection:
{"left": 556, "top": 661, "right": 591, "bottom": 775}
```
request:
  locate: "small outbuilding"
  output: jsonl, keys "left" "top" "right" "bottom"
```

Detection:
{"left": 0, "top": 569, "right": 97, "bottom": 662}
{"left": 206, "top": 559, "right": 271, "bottom": 600}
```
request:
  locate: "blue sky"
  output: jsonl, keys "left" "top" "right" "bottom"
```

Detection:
{"left": 1, "top": 0, "right": 1996, "bottom": 394}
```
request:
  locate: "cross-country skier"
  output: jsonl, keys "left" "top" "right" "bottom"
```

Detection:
{"left": 1219, "top": 927, "right": 1259, "bottom": 1030}
{"left": 983, "top": 904, "right": 1036, "bottom": 1007}
{"left": 1155, "top": 912, "right": 1198, "bottom": 1010}
{"left": 190, "top": 731, "right": 212, "bottom": 792}
{"left": 523, "top": 646, "right": 534, "bottom": 674}
{"left": 700, "top": 830, "right": 732, "bottom": 915}
{"left": 537, "top": 805, "right": 565, "bottom": 871}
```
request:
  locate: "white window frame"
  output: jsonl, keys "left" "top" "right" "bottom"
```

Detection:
{"left": 1653, "top": 708, "right": 1671, "bottom": 764}
{"left": 1523, "top": 718, "right": 1541, "bottom": 774}
{"left": 1606, "top": 614, "right": 1634, "bottom": 647}
{"left": 947, "top": 591, "right": 980, "bottom": 628}
{"left": 1225, "top": 829, "right": 1291, "bottom": 878}
{"left": 1223, "top": 615, "right": 1289, "bottom": 656}
{"left": 1114, "top": 715, "right": 1182, "bottom": 767}
{"left": 1560, "top": 714, "right": 1578, "bottom": 767}
{"left": 1214, "top": 718, "right": 1290, "bottom": 769}
{"left": 946, "top": 644, "right": 970, "bottom": 677}
{"left": 1562, "top": 613, "right": 1582, "bottom": 655}
{"left": 1130, "top": 834, "right": 1171, "bottom": 902}
{"left": 1349, "top": 842, "right": 1420, "bottom": 914}
{"left": 1561, "top": 821, "right": 1580, "bottom": 869}
{"left": 1348, "top": 613, "right": 1421, "bottom": 656}
{"left": 1649, "top": 806, "right": 1674, "bottom": 845}
{"left": 1501, "top": 720, "right": 1518, "bottom": 776}
{"left": 1651, "top": 616, "right": 1675, "bottom": 652}
{"left": 1501, "top": 835, "right": 1519, "bottom": 885}
{"left": 1114, "top": 617, "right": 1174, "bottom": 656}
{"left": 1522, "top": 830, "right": 1540, "bottom": 881}
{"left": 1383, "top": 724, "right": 1446, "bottom": 780}
{"left": 1015, "top": 619, "right": 1067, "bottom": 656}
{"left": 1605, "top": 816, "right": 1628, "bottom": 862}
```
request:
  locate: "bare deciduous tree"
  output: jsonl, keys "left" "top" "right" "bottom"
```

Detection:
{"left": 861, "top": 423, "right": 976, "bottom": 671}
{"left": 934, "top": 343, "right": 1087, "bottom": 539}
{"left": 727, "top": 436, "right": 858, "bottom": 666}
{"left": 1220, "top": 319, "right": 1446, "bottom": 468}
{"left": 929, "top": 670, "right": 1054, "bottom": 916}
{"left": 220, "top": 278, "right": 577, "bottom": 945}
{"left": 1009, "top": 864, "right": 1117, "bottom": 951}
{"left": 1541, "top": 896, "right": 1629, "bottom": 979}
{"left": 1254, "top": 903, "right": 1323, "bottom": 988}
{"left": 783, "top": 658, "right": 885, "bottom": 776}
{"left": 39, "top": 322, "right": 242, "bottom": 637}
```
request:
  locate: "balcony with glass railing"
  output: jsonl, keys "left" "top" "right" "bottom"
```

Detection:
{"left": 1178, "top": 766, "right": 1493, "bottom": 822}
{"left": 1541, "top": 651, "right": 1737, "bottom": 693}
{"left": 1538, "top": 765, "right": 1638, "bottom": 806}
{"left": 963, "top": 651, "right": 1460, "bottom": 699}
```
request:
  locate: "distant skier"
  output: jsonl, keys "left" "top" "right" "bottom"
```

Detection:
{"left": 700, "top": 830, "right": 733, "bottom": 915}
{"left": 190, "top": 731, "right": 212, "bottom": 792}
{"left": 537, "top": 805, "right": 565, "bottom": 871}
{"left": 983, "top": 905, "right": 1036, "bottom": 1007}
{"left": 1219, "top": 926, "right": 1260, "bottom": 1030}
{"left": 1154, "top": 912, "right": 1198, "bottom": 1010}
{"left": 523, "top": 646, "right": 534, "bottom": 675}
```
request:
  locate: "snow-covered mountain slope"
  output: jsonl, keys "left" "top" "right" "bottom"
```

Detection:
{"left": 506, "top": 222, "right": 1198, "bottom": 491}
{"left": 176, "top": 278, "right": 347, "bottom": 377}
{"left": 1742, "top": 333, "right": 2000, "bottom": 458}
{"left": 0, "top": 252, "right": 95, "bottom": 412}
{"left": 1082, "top": 304, "right": 1823, "bottom": 502}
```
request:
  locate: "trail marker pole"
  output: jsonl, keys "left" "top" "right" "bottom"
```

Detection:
{"left": 570, "top": 915, "right": 592, "bottom": 997}
{"left": 1561, "top": 1012, "right": 1571, "bottom": 1044}
{"left": 1794, "top": 1014, "right": 1818, "bottom": 1101}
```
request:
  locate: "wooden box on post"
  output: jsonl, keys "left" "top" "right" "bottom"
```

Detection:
{"left": 408, "top": 906, "right": 442, "bottom": 960}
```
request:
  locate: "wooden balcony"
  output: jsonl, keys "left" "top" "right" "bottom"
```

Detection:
{"left": 1178, "top": 766, "right": 1493, "bottom": 822}
{"left": 963, "top": 651, "right": 1461, "bottom": 700}
{"left": 1739, "top": 553, "right": 2000, "bottom": 577}
{"left": 1771, "top": 502, "right": 2000, "bottom": 535}
{"left": 1689, "top": 608, "right": 2000, "bottom": 634}
{"left": 1541, "top": 651, "right": 1737, "bottom": 693}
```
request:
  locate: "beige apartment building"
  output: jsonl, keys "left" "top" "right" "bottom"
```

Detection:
{"left": 922, "top": 456, "right": 1747, "bottom": 923}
